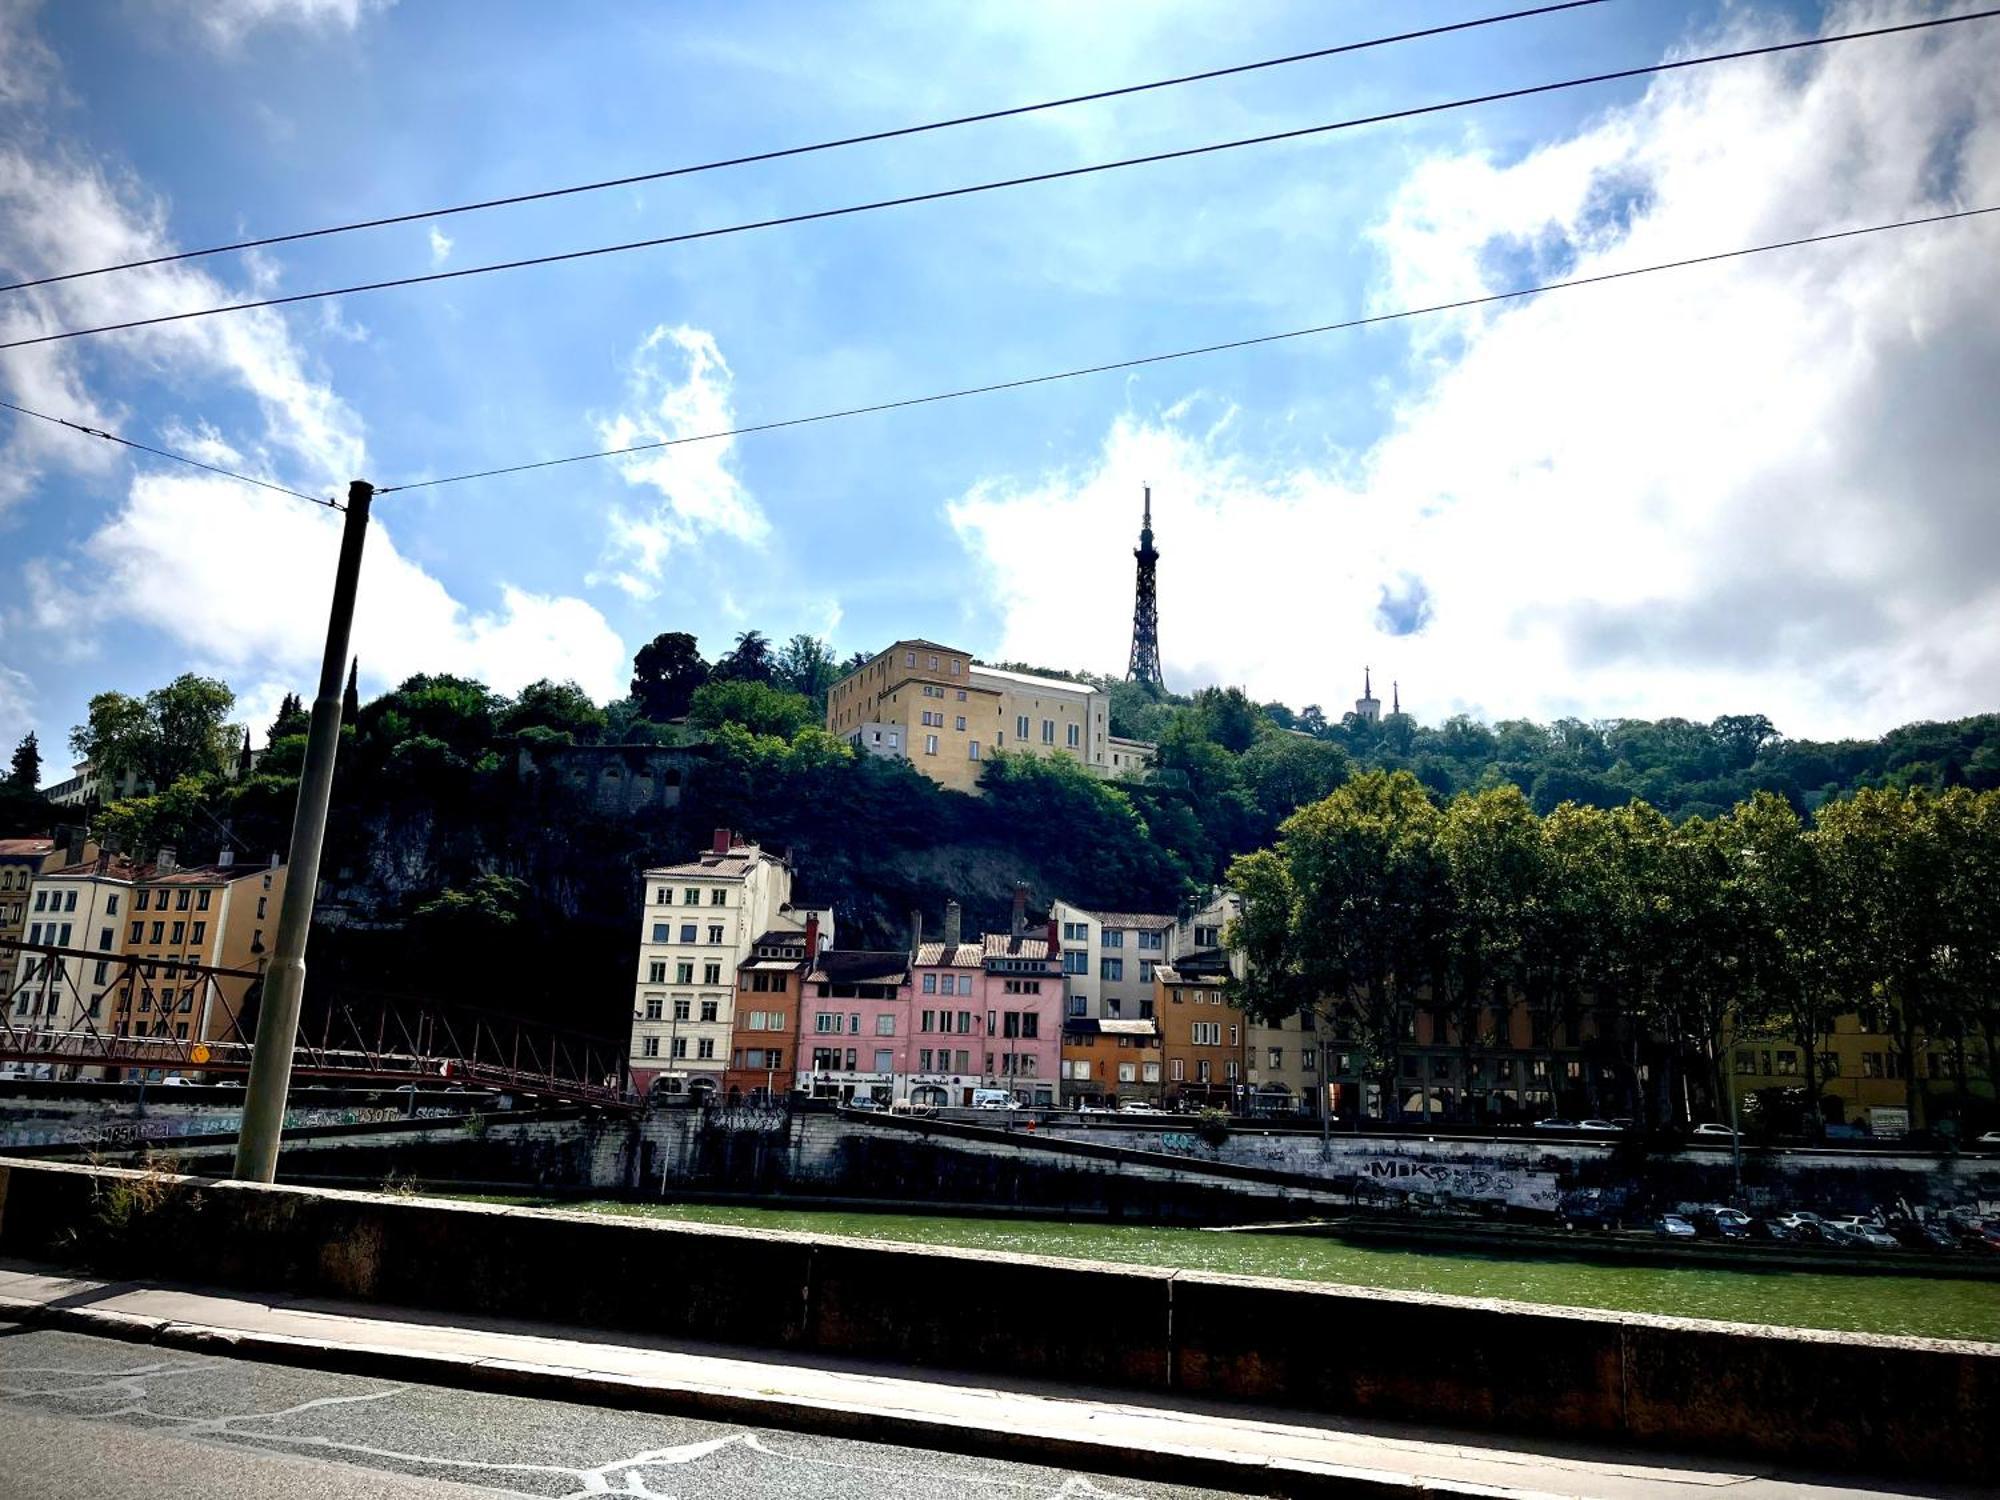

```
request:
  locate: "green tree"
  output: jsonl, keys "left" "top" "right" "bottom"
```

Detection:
{"left": 6, "top": 731, "right": 40, "bottom": 792}
{"left": 266, "top": 693, "right": 307, "bottom": 743}
{"left": 713, "top": 629, "right": 775, "bottom": 684}
{"left": 71, "top": 674, "right": 238, "bottom": 789}
{"left": 1238, "top": 733, "right": 1350, "bottom": 827}
{"left": 775, "top": 634, "right": 839, "bottom": 715}
{"left": 629, "top": 631, "right": 709, "bottom": 720}
{"left": 497, "top": 680, "right": 607, "bottom": 743}
{"left": 687, "top": 679, "right": 816, "bottom": 738}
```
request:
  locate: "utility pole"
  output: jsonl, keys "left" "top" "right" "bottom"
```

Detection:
{"left": 233, "top": 480, "right": 373, "bottom": 1182}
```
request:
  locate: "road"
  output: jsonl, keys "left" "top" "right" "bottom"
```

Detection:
{"left": 0, "top": 1327, "right": 1243, "bottom": 1500}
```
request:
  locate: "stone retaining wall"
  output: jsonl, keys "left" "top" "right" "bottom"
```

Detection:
{"left": 0, "top": 1158, "right": 1990, "bottom": 1483}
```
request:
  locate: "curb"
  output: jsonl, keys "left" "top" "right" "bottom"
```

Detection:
{"left": 0, "top": 1296, "right": 1560, "bottom": 1500}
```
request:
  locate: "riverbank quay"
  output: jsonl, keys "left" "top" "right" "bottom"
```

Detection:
{"left": 0, "top": 1158, "right": 1992, "bottom": 1484}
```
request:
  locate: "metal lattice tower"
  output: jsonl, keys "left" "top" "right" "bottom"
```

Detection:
{"left": 1126, "top": 485, "right": 1164, "bottom": 686}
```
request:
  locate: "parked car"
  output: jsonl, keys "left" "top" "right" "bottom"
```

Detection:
{"left": 1774, "top": 1211, "right": 1825, "bottom": 1241}
{"left": 1692, "top": 1209, "right": 1750, "bottom": 1240}
{"left": 1691, "top": 1123, "right": 1737, "bottom": 1138}
{"left": 157, "top": 1074, "right": 191, "bottom": 1087}
{"left": 1892, "top": 1221, "right": 1959, "bottom": 1252}
{"left": 1974, "top": 1131, "right": 2000, "bottom": 1149}
{"left": 971, "top": 1089, "right": 1020, "bottom": 1110}
{"left": 1532, "top": 1118, "right": 1580, "bottom": 1131}
{"left": 846, "top": 1096, "right": 882, "bottom": 1112}
{"left": 1577, "top": 1119, "right": 1624, "bottom": 1133}
{"left": 1747, "top": 1217, "right": 1796, "bottom": 1242}
{"left": 1852, "top": 1225, "right": 1901, "bottom": 1250}
{"left": 1117, "top": 1101, "right": 1160, "bottom": 1115}
{"left": 1655, "top": 1214, "right": 1698, "bottom": 1239}
{"left": 1816, "top": 1222, "right": 1867, "bottom": 1248}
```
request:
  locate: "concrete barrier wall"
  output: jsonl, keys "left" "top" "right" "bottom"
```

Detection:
{"left": 0, "top": 1158, "right": 1991, "bottom": 1482}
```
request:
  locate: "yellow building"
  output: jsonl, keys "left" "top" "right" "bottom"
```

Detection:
{"left": 825, "top": 639, "right": 1145, "bottom": 794}
{"left": 1, "top": 835, "right": 73, "bottom": 957}
{"left": 115, "top": 849, "right": 286, "bottom": 1049}
{"left": 1725, "top": 1010, "right": 1993, "bottom": 1133}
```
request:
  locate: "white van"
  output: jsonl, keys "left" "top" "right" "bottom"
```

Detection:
{"left": 971, "top": 1089, "right": 1019, "bottom": 1111}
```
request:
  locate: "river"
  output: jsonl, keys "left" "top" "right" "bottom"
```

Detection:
{"left": 494, "top": 1199, "right": 2000, "bottom": 1343}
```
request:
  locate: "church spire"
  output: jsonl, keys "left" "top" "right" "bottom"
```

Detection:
{"left": 238, "top": 726, "right": 253, "bottom": 774}
{"left": 1392, "top": 680, "right": 1400, "bottom": 716}
{"left": 342, "top": 657, "right": 360, "bottom": 723}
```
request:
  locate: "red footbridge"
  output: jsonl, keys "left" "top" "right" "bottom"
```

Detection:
{"left": 0, "top": 939, "right": 629, "bottom": 1108}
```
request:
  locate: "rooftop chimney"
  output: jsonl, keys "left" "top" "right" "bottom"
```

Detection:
{"left": 218, "top": 847, "right": 236, "bottom": 868}
{"left": 908, "top": 908, "right": 923, "bottom": 957}
{"left": 712, "top": 827, "right": 732, "bottom": 856}
{"left": 1010, "top": 883, "right": 1028, "bottom": 939}
{"left": 156, "top": 844, "right": 177, "bottom": 875}
{"left": 1046, "top": 915, "right": 1060, "bottom": 964}
{"left": 805, "top": 913, "right": 820, "bottom": 962}
{"left": 943, "top": 899, "right": 962, "bottom": 949}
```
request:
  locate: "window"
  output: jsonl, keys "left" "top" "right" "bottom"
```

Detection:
{"left": 1101, "top": 930, "right": 1124, "bottom": 950}
{"left": 652, "top": 923, "right": 670, "bottom": 943}
{"left": 173, "top": 890, "right": 188, "bottom": 911}
{"left": 98, "top": 927, "right": 113, "bottom": 951}
{"left": 707, "top": 924, "right": 724, "bottom": 944}
{"left": 905, "top": 650, "right": 916, "bottom": 666}
{"left": 671, "top": 1037, "right": 688, "bottom": 1058}
{"left": 1170, "top": 1058, "right": 1184, "bottom": 1081}
{"left": 1302, "top": 1050, "right": 1317, "bottom": 1072}
{"left": 190, "top": 922, "right": 205, "bottom": 945}
{"left": 1100, "top": 957, "right": 1123, "bottom": 981}
{"left": 1066, "top": 722, "right": 1080, "bottom": 748}
{"left": 875, "top": 1014, "right": 896, "bottom": 1036}
{"left": 957, "top": 1010, "right": 973, "bottom": 1033}
{"left": 1139, "top": 960, "right": 1155, "bottom": 983}
{"left": 676, "top": 961, "right": 694, "bottom": 983}
{"left": 150, "top": 922, "right": 164, "bottom": 943}
{"left": 1735, "top": 1049, "right": 1757, "bottom": 1075}
{"left": 1061, "top": 921, "right": 1087, "bottom": 942}
{"left": 1016, "top": 714, "right": 1030, "bottom": 740}
{"left": 968, "top": 741, "right": 980, "bottom": 760}
{"left": 1776, "top": 1050, "right": 1800, "bottom": 1075}
{"left": 1137, "top": 930, "right": 1163, "bottom": 952}
{"left": 130, "top": 891, "right": 142, "bottom": 912}
{"left": 679, "top": 923, "right": 698, "bottom": 943}
{"left": 1041, "top": 719, "right": 1054, "bottom": 744}
{"left": 874, "top": 1049, "right": 894, "bottom": 1072}
{"left": 922, "top": 973, "right": 937, "bottom": 994}
{"left": 816, "top": 1012, "right": 843, "bottom": 1034}
{"left": 1194, "top": 926, "right": 1219, "bottom": 946}
{"left": 106, "top": 894, "right": 118, "bottom": 915}
{"left": 684, "top": 888, "right": 702, "bottom": 905}
{"left": 656, "top": 887, "right": 669, "bottom": 905}
{"left": 1063, "top": 950, "right": 1087, "bottom": 975}
{"left": 643, "top": 1037, "right": 660, "bottom": 1057}
{"left": 699, "top": 999, "right": 719, "bottom": 1022}
{"left": 696, "top": 1037, "right": 715, "bottom": 1060}
{"left": 1269, "top": 1047, "right": 1284, "bottom": 1070}
{"left": 65, "top": 890, "right": 77, "bottom": 911}
{"left": 196, "top": 890, "right": 210, "bottom": 911}
{"left": 170, "top": 920, "right": 185, "bottom": 944}
{"left": 955, "top": 716, "right": 967, "bottom": 732}
{"left": 711, "top": 888, "right": 727, "bottom": 905}
{"left": 1819, "top": 1051, "right": 1841, "bottom": 1077}
{"left": 928, "top": 655, "right": 939, "bottom": 669}
{"left": 925, "top": 734, "right": 939, "bottom": 755}
{"left": 957, "top": 976, "right": 973, "bottom": 996}
{"left": 703, "top": 962, "right": 721, "bottom": 985}
{"left": 645, "top": 995, "right": 663, "bottom": 1020}
{"left": 674, "top": 997, "right": 691, "bottom": 1021}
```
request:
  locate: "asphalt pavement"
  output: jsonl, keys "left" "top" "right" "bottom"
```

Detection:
{"left": 0, "top": 1327, "right": 1244, "bottom": 1500}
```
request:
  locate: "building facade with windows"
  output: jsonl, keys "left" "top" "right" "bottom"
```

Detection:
{"left": 1050, "top": 904, "right": 1173, "bottom": 1023}
{"left": 1059, "top": 1018, "right": 1162, "bottom": 1106}
{"left": 980, "top": 918, "right": 1062, "bottom": 1107}
{"left": 0, "top": 835, "right": 76, "bottom": 958}
{"left": 41, "top": 759, "right": 147, "bottom": 809}
{"left": 722, "top": 923, "right": 815, "bottom": 1103}
{"left": 7, "top": 855, "right": 135, "bottom": 1040}
{"left": 798, "top": 949, "right": 911, "bottom": 1106}
{"left": 824, "top": 639, "right": 1150, "bottom": 793}
{"left": 115, "top": 849, "right": 287, "bottom": 1051}
{"left": 908, "top": 939, "right": 987, "bottom": 1106}
{"left": 629, "top": 830, "right": 825, "bottom": 1098}
{"left": 1155, "top": 949, "right": 1248, "bottom": 1108}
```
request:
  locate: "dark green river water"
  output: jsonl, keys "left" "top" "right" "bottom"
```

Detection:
{"left": 503, "top": 1199, "right": 2000, "bottom": 1343}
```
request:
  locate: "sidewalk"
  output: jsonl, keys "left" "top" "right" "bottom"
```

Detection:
{"left": 0, "top": 1260, "right": 1953, "bottom": 1499}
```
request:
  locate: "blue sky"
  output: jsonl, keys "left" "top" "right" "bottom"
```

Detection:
{"left": 4, "top": 0, "right": 1997, "bottom": 774}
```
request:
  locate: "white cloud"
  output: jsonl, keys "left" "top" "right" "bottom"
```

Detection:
{"left": 427, "top": 224, "right": 452, "bottom": 266}
{"left": 36, "top": 473, "right": 628, "bottom": 703}
{"left": 157, "top": 0, "right": 396, "bottom": 51}
{"left": 949, "top": 2, "right": 2000, "bottom": 739}
{"left": 588, "top": 325, "right": 769, "bottom": 599}
{"left": 0, "top": 659, "right": 33, "bottom": 752}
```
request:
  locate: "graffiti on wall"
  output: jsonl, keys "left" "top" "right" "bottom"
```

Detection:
{"left": 1352, "top": 1156, "right": 1563, "bottom": 1211}
{"left": 0, "top": 1105, "right": 457, "bottom": 1150}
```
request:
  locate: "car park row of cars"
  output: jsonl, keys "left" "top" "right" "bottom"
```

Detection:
{"left": 1651, "top": 1205, "right": 2000, "bottom": 1252}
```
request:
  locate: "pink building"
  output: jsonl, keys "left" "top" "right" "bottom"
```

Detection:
{"left": 910, "top": 890, "right": 1063, "bottom": 1108}
{"left": 909, "top": 938, "right": 987, "bottom": 1107}
{"left": 798, "top": 949, "right": 912, "bottom": 1106}
{"left": 980, "top": 919, "right": 1062, "bottom": 1108}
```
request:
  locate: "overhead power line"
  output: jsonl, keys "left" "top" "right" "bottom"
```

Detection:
{"left": 377, "top": 203, "right": 2000, "bottom": 495}
{"left": 0, "top": 1, "right": 1609, "bottom": 297}
{"left": 0, "top": 397, "right": 341, "bottom": 508}
{"left": 7, "top": 8, "right": 1991, "bottom": 353}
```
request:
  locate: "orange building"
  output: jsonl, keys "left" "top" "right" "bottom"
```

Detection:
{"left": 1059, "top": 1018, "right": 1162, "bottom": 1106}
{"left": 1156, "top": 949, "right": 1246, "bottom": 1109}
{"left": 721, "top": 920, "right": 815, "bottom": 1102}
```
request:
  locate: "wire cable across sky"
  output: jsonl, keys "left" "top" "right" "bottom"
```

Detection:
{"left": 5, "top": 7, "right": 1992, "bottom": 353}
{"left": 0, "top": 1, "right": 1610, "bottom": 296}
{"left": 376, "top": 204, "right": 2000, "bottom": 495}
{"left": 0, "top": 398, "right": 342, "bottom": 508}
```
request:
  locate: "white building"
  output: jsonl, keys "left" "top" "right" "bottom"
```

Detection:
{"left": 8, "top": 856, "right": 136, "bottom": 1039}
{"left": 627, "top": 829, "right": 830, "bottom": 1098}
{"left": 1050, "top": 903, "right": 1175, "bottom": 1022}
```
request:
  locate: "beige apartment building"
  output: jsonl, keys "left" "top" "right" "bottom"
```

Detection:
{"left": 628, "top": 829, "right": 831, "bottom": 1098}
{"left": 7, "top": 852, "right": 134, "bottom": 1039}
{"left": 1, "top": 833, "right": 82, "bottom": 958}
{"left": 825, "top": 639, "right": 1150, "bottom": 794}
{"left": 115, "top": 848, "right": 287, "bottom": 1049}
